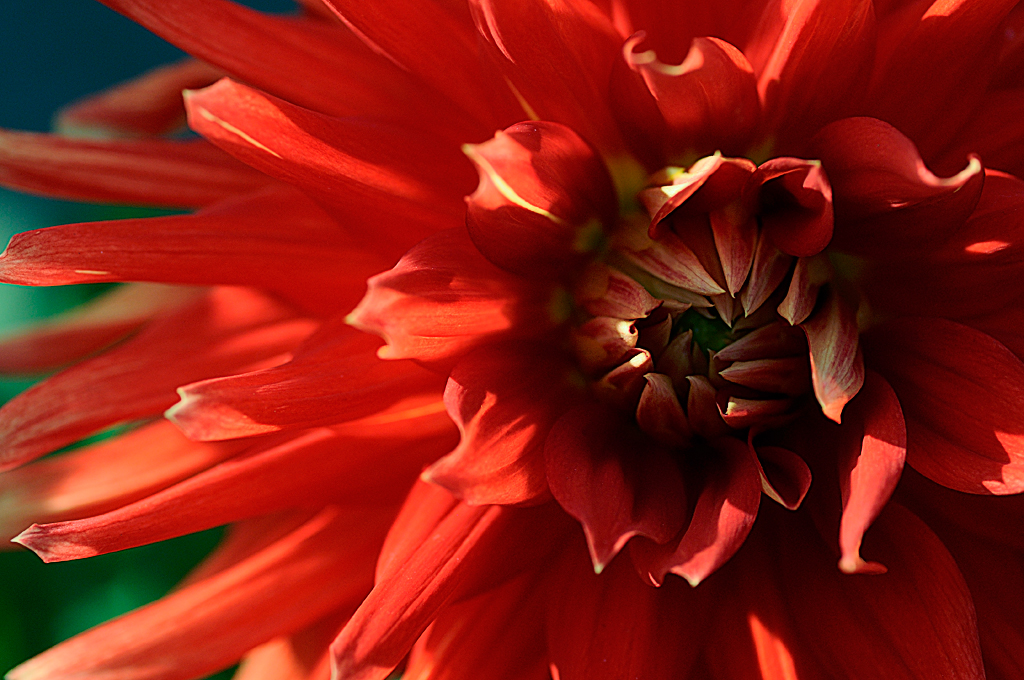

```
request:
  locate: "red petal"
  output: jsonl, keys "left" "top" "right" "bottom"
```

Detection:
{"left": 321, "top": 0, "right": 520, "bottom": 128}
{"left": 751, "top": 443, "right": 812, "bottom": 510}
{"left": 404, "top": 571, "right": 549, "bottom": 680}
{"left": 777, "top": 256, "right": 828, "bottom": 325}
{"left": 99, "top": 0, "right": 471, "bottom": 130}
{"left": 548, "top": 541, "right": 708, "bottom": 680}
{"left": 168, "top": 321, "right": 445, "bottom": 441}
{"left": 56, "top": 59, "right": 223, "bottom": 137}
{"left": 348, "top": 228, "right": 553, "bottom": 365}
{"left": 0, "top": 288, "right": 315, "bottom": 471}
{"left": 623, "top": 230, "right": 725, "bottom": 296}
{"left": 800, "top": 288, "right": 864, "bottom": 424}
{"left": 15, "top": 415, "right": 454, "bottom": 562}
{"left": 810, "top": 117, "right": 984, "bottom": 258}
{"left": 641, "top": 154, "right": 755, "bottom": 235}
{"left": 8, "top": 506, "right": 387, "bottom": 680}
{"left": 835, "top": 370, "right": 906, "bottom": 574}
{"left": 470, "top": 0, "right": 627, "bottom": 155}
{"left": 544, "top": 404, "right": 688, "bottom": 572}
{"left": 752, "top": 157, "right": 833, "bottom": 257}
{"left": 0, "top": 131, "right": 271, "bottom": 208}
{"left": 464, "top": 121, "right": 616, "bottom": 277}
{"left": 746, "top": 0, "right": 875, "bottom": 144}
{"left": 0, "top": 284, "right": 199, "bottom": 374}
{"left": 426, "top": 345, "right": 577, "bottom": 506}
{"left": 865, "top": 317, "right": 1024, "bottom": 494}
{"left": 0, "top": 187, "right": 388, "bottom": 316}
{"left": 635, "top": 372, "right": 693, "bottom": 446}
{"left": 620, "top": 34, "right": 760, "bottom": 156}
{"left": 739, "top": 228, "right": 791, "bottom": 316}
{"left": 939, "top": 89, "right": 1024, "bottom": 178}
{"left": 331, "top": 482, "right": 564, "bottom": 680}
{"left": 0, "top": 421, "right": 246, "bottom": 544}
{"left": 631, "top": 436, "right": 761, "bottom": 585}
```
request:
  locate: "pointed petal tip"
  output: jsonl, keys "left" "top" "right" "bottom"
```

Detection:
{"left": 837, "top": 554, "right": 888, "bottom": 576}
{"left": 11, "top": 524, "right": 98, "bottom": 564}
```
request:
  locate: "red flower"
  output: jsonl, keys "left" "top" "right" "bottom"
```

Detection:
{"left": 2, "top": 0, "right": 1024, "bottom": 678}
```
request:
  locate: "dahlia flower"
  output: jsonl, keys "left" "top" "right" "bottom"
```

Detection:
{"left": 2, "top": 0, "right": 1024, "bottom": 677}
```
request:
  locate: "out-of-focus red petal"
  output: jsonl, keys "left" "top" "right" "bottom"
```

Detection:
{"left": 15, "top": 412, "right": 454, "bottom": 562}
{"left": 55, "top": 59, "right": 223, "bottom": 137}
{"left": 234, "top": 612, "right": 342, "bottom": 680}
{"left": 330, "top": 482, "right": 565, "bottom": 680}
{"left": 631, "top": 436, "right": 760, "bottom": 586}
{"left": 619, "top": 34, "right": 760, "bottom": 158}
{"left": 464, "top": 121, "right": 616, "bottom": 278}
{"left": 810, "top": 117, "right": 984, "bottom": 258}
{"left": 185, "top": 79, "right": 477, "bottom": 260}
{"left": 834, "top": 370, "right": 906, "bottom": 574}
{"left": 348, "top": 229, "right": 554, "bottom": 366}
{"left": 0, "top": 188, "right": 388, "bottom": 316}
{"left": 404, "top": 571, "right": 549, "bottom": 680}
{"left": 99, "top": 0, "right": 472, "bottom": 130}
{"left": 8, "top": 505, "right": 388, "bottom": 680}
{"left": 470, "top": 0, "right": 627, "bottom": 155}
{"left": 168, "top": 320, "right": 445, "bottom": 441}
{"left": 0, "top": 288, "right": 315, "bottom": 472}
{"left": 752, "top": 157, "right": 833, "bottom": 257}
{"left": 321, "top": 0, "right": 520, "bottom": 129}
{"left": 865, "top": 317, "right": 1024, "bottom": 494}
{"left": 800, "top": 288, "right": 864, "bottom": 424}
{"left": 0, "top": 284, "right": 199, "bottom": 374}
{"left": 865, "top": 0, "right": 1017, "bottom": 157}
{"left": 0, "top": 421, "right": 246, "bottom": 545}
{"left": 547, "top": 541, "right": 708, "bottom": 680}
{"left": 0, "top": 131, "right": 271, "bottom": 208}
{"left": 426, "top": 344, "right": 578, "bottom": 506}
{"left": 545, "top": 404, "right": 688, "bottom": 572}
{"left": 745, "top": 0, "right": 875, "bottom": 145}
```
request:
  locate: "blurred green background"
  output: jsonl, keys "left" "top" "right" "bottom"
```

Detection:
{"left": 1, "top": 0, "right": 292, "bottom": 675}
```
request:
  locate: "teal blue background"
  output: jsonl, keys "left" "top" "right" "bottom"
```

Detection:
{"left": 1, "top": 1, "right": 293, "bottom": 675}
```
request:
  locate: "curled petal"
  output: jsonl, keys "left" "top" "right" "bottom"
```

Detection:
{"left": 464, "top": 121, "right": 616, "bottom": 277}
{"left": 750, "top": 443, "right": 812, "bottom": 511}
{"left": 751, "top": 157, "right": 833, "bottom": 257}
{"left": 835, "top": 370, "right": 906, "bottom": 574}
{"left": 865, "top": 318, "right": 1024, "bottom": 494}
{"left": 800, "top": 288, "right": 864, "bottom": 424}
{"left": 348, "top": 229, "right": 553, "bottom": 365}
{"left": 810, "top": 117, "right": 984, "bottom": 257}
{"left": 640, "top": 153, "right": 755, "bottom": 235}
{"left": 777, "top": 256, "right": 829, "bottom": 325}
{"left": 0, "top": 131, "right": 270, "bottom": 208}
{"left": 545, "top": 404, "right": 688, "bottom": 572}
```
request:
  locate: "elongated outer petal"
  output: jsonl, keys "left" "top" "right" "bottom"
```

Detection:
{"left": 709, "top": 502, "right": 984, "bottom": 680}
{"left": 8, "top": 506, "right": 389, "bottom": 680}
{"left": 184, "top": 79, "right": 477, "bottom": 260}
{"left": 330, "top": 482, "right": 567, "bottom": 680}
{"left": 800, "top": 288, "right": 864, "bottom": 424}
{"left": 0, "top": 421, "right": 246, "bottom": 545}
{"left": 56, "top": 59, "right": 223, "bottom": 137}
{"left": 15, "top": 411, "right": 455, "bottom": 562}
{"left": 745, "top": 0, "right": 875, "bottom": 143}
{"left": 99, "top": 0, "right": 473, "bottom": 131}
{"left": 630, "top": 436, "right": 761, "bottom": 586}
{"left": 547, "top": 541, "right": 708, "bottom": 680}
{"left": 545, "top": 404, "right": 688, "bottom": 572}
{"left": 0, "top": 287, "right": 316, "bottom": 472}
{"left": 0, "top": 284, "right": 200, "bottom": 374}
{"left": 0, "top": 132, "right": 271, "bottom": 208}
{"left": 464, "top": 121, "right": 617, "bottom": 278}
{"left": 348, "top": 228, "right": 554, "bottom": 366}
{"left": 834, "top": 370, "right": 906, "bottom": 574}
{"left": 168, "top": 320, "right": 445, "bottom": 441}
{"left": 321, "top": 0, "right": 521, "bottom": 129}
{"left": 620, "top": 34, "right": 760, "bottom": 157}
{"left": 865, "top": 317, "right": 1024, "bottom": 494}
{"left": 0, "top": 188, "right": 388, "bottom": 317}
{"left": 234, "top": 612, "right": 342, "bottom": 680}
{"left": 810, "top": 117, "right": 984, "bottom": 258}
{"left": 865, "top": 0, "right": 1018, "bottom": 157}
{"left": 404, "top": 571, "right": 549, "bottom": 680}
{"left": 425, "top": 344, "right": 578, "bottom": 506}
{"left": 470, "top": 0, "right": 628, "bottom": 155}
